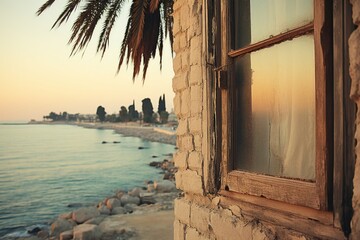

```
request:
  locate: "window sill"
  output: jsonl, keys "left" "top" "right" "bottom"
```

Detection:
{"left": 219, "top": 190, "right": 345, "bottom": 239}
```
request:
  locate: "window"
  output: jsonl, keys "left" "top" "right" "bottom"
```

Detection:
{"left": 213, "top": 0, "right": 355, "bottom": 237}
{"left": 219, "top": 0, "right": 332, "bottom": 210}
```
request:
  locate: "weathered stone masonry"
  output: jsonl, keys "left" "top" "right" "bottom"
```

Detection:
{"left": 172, "top": 0, "right": 360, "bottom": 239}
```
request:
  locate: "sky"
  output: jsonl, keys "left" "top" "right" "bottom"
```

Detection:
{"left": 0, "top": 1, "right": 174, "bottom": 122}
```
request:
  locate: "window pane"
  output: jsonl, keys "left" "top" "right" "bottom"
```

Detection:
{"left": 233, "top": 0, "right": 313, "bottom": 49}
{"left": 233, "top": 35, "right": 315, "bottom": 180}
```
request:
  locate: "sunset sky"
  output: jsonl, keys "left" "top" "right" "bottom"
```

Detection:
{"left": 0, "top": 1, "right": 174, "bottom": 122}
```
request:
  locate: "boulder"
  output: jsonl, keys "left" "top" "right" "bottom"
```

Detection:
{"left": 116, "top": 191, "right": 125, "bottom": 199}
{"left": 120, "top": 194, "right": 140, "bottom": 206}
{"left": 106, "top": 198, "right": 121, "bottom": 210}
{"left": 59, "top": 212, "right": 72, "bottom": 219}
{"left": 73, "top": 224, "right": 102, "bottom": 240}
{"left": 51, "top": 218, "right": 76, "bottom": 237}
{"left": 85, "top": 215, "right": 106, "bottom": 225}
{"left": 154, "top": 180, "right": 176, "bottom": 193}
{"left": 140, "top": 192, "right": 156, "bottom": 204}
{"left": 72, "top": 207, "right": 100, "bottom": 224}
{"left": 37, "top": 230, "right": 49, "bottom": 239}
{"left": 60, "top": 230, "right": 73, "bottom": 240}
{"left": 98, "top": 205, "right": 110, "bottom": 215}
{"left": 128, "top": 187, "right": 146, "bottom": 197}
{"left": 124, "top": 204, "right": 138, "bottom": 213}
{"left": 147, "top": 183, "right": 155, "bottom": 192}
{"left": 111, "top": 207, "right": 126, "bottom": 215}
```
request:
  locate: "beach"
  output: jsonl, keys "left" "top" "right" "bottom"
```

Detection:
{"left": 4, "top": 122, "right": 178, "bottom": 240}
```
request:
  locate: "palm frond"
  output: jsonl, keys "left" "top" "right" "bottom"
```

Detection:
{"left": 51, "top": 0, "right": 82, "bottom": 28}
{"left": 69, "top": 0, "right": 111, "bottom": 55}
{"left": 97, "top": 0, "right": 125, "bottom": 58}
{"left": 38, "top": 0, "right": 174, "bottom": 81}
{"left": 149, "top": 0, "right": 160, "bottom": 13}
{"left": 36, "top": 0, "right": 57, "bottom": 16}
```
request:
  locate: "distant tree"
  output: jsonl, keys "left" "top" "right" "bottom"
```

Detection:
{"left": 157, "top": 94, "right": 166, "bottom": 113}
{"left": 106, "top": 113, "right": 117, "bottom": 122}
{"left": 96, "top": 106, "right": 106, "bottom": 122}
{"left": 119, "top": 106, "right": 129, "bottom": 122}
{"left": 128, "top": 100, "right": 139, "bottom": 122}
{"left": 142, "top": 98, "right": 154, "bottom": 123}
{"left": 48, "top": 112, "right": 59, "bottom": 121}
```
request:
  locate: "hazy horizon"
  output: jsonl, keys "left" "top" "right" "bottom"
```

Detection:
{"left": 0, "top": 1, "right": 175, "bottom": 122}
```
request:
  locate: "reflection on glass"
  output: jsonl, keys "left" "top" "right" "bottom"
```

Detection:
{"left": 234, "top": 35, "right": 315, "bottom": 180}
{"left": 233, "top": 0, "right": 313, "bottom": 49}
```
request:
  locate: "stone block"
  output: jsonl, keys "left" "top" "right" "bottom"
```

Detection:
{"left": 190, "top": 204, "right": 210, "bottom": 233}
{"left": 351, "top": 0, "right": 360, "bottom": 24}
{"left": 177, "top": 118, "right": 188, "bottom": 136}
{"left": 174, "top": 198, "right": 191, "bottom": 224}
{"left": 189, "top": 116, "right": 201, "bottom": 133}
{"left": 194, "top": 134, "right": 202, "bottom": 151}
{"left": 190, "top": 65, "right": 202, "bottom": 85}
{"left": 188, "top": 151, "right": 202, "bottom": 173}
{"left": 60, "top": 230, "right": 73, "bottom": 240}
{"left": 210, "top": 211, "right": 252, "bottom": 240}
{"left": 349, "top": 28, "right": 360, "bottom": 100}
{"left": 181, "top": 135, "right": 194, "bottom": 152}
{"left": 180, "top": 32, "right": 188, "bottom": 50}
{"left": 181, "top": 170, "right": 203, "bottom": 195}
{"left": 174, "top": 220, "right": 185, "bottom": 240}
{"left": 174, "top": 151, "right": 188, "bottom": 169}
{"left": 180, "top": 5, "right": 190, "bottom": 30}
{"left": 191, "top": 85, "right": 202, "bottom": 104}
{"left": 181, "top": 88, "right": 191, "bottom": 117}
{"left": 174, "top": 94, "right": 181, "bottom": 117}
{"left": 173, "top": 54, "right": 182, "bottom": 76}
{"left": 175, "top": 171, "right": 183, "bottom": 189}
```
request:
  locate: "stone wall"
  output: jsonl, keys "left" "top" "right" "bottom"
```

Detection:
{"left": 350, "top": 0, "right": 360, "bottom": 239}
{"left": 172, "top": 0, "right": 360, "bottom": 239}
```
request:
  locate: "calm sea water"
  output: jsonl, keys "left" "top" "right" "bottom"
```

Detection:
{"left": 0, "top": 123, "right": 175, "bottom": 238}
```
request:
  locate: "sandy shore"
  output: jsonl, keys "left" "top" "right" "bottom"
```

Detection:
{"left": 70, "top": 122, "right": 177, "bottom": 146}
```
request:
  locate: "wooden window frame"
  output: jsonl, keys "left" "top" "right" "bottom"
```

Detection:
{"left": 213, "top": 0, "right": 354, "bottom": 237}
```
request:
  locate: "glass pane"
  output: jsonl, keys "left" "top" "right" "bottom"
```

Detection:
{"left": 233, "top": 35, "right": 315, "bottom": 180}
{"left": 233, "top": 0, "right": 313, "bottom": 49}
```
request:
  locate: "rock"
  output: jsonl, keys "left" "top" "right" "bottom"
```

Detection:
{"left": 102, "top": 141, "right": 107, "bottom": 144}
{"left": 147, "top": 183, "right": 155, "bottom": 192}
{"left": 27, "top": 227, "right": 41, "bottom": 235}
{"left": 85, "top": 215, "right": 106, "bottom": 225}
{"left": 128, "top": 187, "right": 145, "bottom": 197}
{"left": 67, "top": 203, "right": 84, "bottom": 208}
{"left": 149, "top": 161, "right": 160, "bottom": 167}
{"left": 98, "top": 205, "right": 110, "bottom": 215}
{"left": 140, "top": 192, "right": 156, "bottom": 204}
{"left": 51, "top": 218, "right": 76, "bottom": 237}
{"left": 113, "top": 141, "right": 121, "bottom": 143}
{"left": 73, "top": 224, "right": 102, "bottom": 240}
{"left": 124, "top": 204, "right": 138, "bottom": 213}
{"left": 120, "top": 194, "right": 140, "bottom": 206}
{"left": 154, "top": 180, "right": 176, "bottom": 193}
{"left": 152, "top": 155, "right": 158, "bottom": 158}
{"left": 116, "top": 191, "right": 125, "bottom": 199}
{"left": 111, "top": 207, "right": 126, "bottom": 215}
{"left": 37, "top": 230, "right": 49, "bottom": 239}
{"left": 60, "top": 230, "right": 73, "bottom": 240}
{"left": 72, "top": 207, "right": 100, "bottom": 224}
{"left": 138, "top": 146, "right": 147, "bottom": 149}
{"left": 59, "top": 212, "right": 72, "bottom": 219}
{"left": 106, "top": 198, "right": 121, "bottom": 210}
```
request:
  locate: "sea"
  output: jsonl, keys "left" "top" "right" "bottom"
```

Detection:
{"left": 0, "top": 123, "right": 175, "bottom": 238}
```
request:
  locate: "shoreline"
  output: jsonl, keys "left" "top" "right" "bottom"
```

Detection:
{"left": 4, "top": 122, "right": 179, "bottom": 240}
{"left": 31, "top": 121, "right": 177, "bottom": 146}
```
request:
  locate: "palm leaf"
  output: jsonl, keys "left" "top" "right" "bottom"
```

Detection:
{"left": 36, "top": 0, "right": 56, "bottom": 16}
{"left": 51, "top": 0, "right": 82, "bottom": 29}
{"left": 97, "top": 0, "right": 125, "bottom": 58}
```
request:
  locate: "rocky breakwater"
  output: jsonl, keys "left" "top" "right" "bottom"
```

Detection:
{"left": 21, "top": 158, "right": 179, "bottom": 240}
